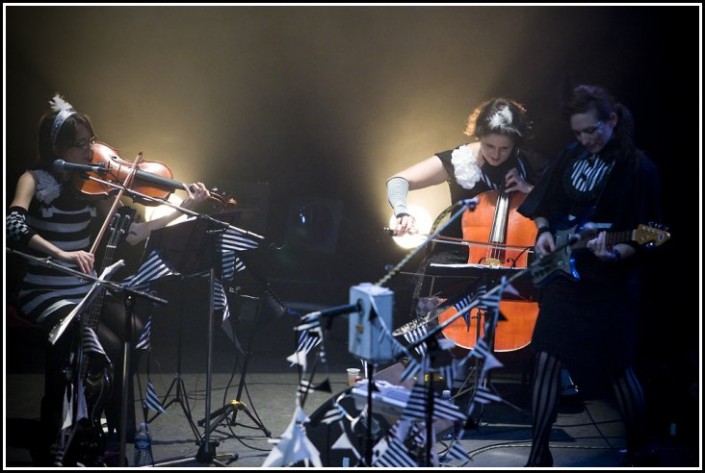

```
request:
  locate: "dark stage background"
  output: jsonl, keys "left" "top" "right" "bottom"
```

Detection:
{"left": 4, "top": 5, "right": 701, "bottom": 444}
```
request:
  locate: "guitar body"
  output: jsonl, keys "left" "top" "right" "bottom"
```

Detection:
{"left": 530, "top": 229, "right": 581, "bottom": 286}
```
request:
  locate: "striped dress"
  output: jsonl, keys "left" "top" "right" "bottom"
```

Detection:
{"left": 18, "top": 170, "right": 97, "bottom": 328}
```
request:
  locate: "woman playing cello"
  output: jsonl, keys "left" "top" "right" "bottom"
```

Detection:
{"left": 386, "top": 97, "right": 546, "bottom": 328}
{"left": 6, "top": 94, "right": 211, "bottom": 465}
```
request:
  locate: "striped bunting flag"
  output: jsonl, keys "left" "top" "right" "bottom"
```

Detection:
{"left": 298, "top": 328, "right": 322, "bottom": 355}
{"left": 399, "top": 356, "right": 421, "bottom": 383}
{"left": 318, "top": 404, "right": 346, "bottom": 425}
{"left": 218, "top": 226, "right": 260, "bottom": 252}
{"left": 400, "top": 382, "right": 432, "bottom": 421}
{"left": 213, "top": 278, "right": 244, "bottom": 353}
{"left": 219, "top": 252, "right": 247, "bottom": 281}
{"left": 403, "top": 325, "right": 428, "bottom": 356}
{"left": 450, "top": 357, "right": 470, "bottom": 389}
{"left": 123, "top": 250, "right": 178, "bottom": 288}
{"left": 389, "top": 336, "right": 410, "bottom": 360}
{"left": 81, "top": 326, "right": 108, "bottom": 358}
{"left": 217, "top": 227, "right": 258, "bottom": 281}
{"left": 262, "top": 406, "right": 322, "bottom": 467}
{"left": 144, "top": 379, "right": 166, "bottom": 414}
{"left": 296, "top": 311, "right": 324, "bottom": 332}
{"left": 469, "top": 338, "right": 503, "bottom": 373}
{"left": 372, "top": 432, "right": 417, "bottom": 467}
{"left": 287, "top": 327, "right": 323, "bottom": 369}
{"left": 297, "top": 378, "right": 332, "bottom": 397}
{"left": 439, "top": 363, "right": 456, "bottom": 391}
{"left": 407, "top": 420, "right": 427, "bottom": 446}
{"left": 331, "top": 429, "right": 360, "bottom": 460}
{"left": 452, "top": 292, "right": 477, "bottom": 329}
{"left": 472, "top": 384, "right": 504, "bottom": 404}
{"left": 136, "top": 315, "right": 152, "bottom": 350}
{"left": 432, "top": 396, "right": 465, "bottom": 422}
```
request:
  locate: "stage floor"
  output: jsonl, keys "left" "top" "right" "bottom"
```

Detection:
{"left": 5, "top": 305, "right": 700, "bottom": 468}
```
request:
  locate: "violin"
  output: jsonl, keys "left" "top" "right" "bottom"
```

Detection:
{"left": 73, "top": 141, "right": 236, "bottom": 207}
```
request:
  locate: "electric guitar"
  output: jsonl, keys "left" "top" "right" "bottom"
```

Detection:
{"left": 530, "top": 223, "right": 671, "bottom": 287}
{"left": 60, "top": 208, "right": 135, "bottom": 467}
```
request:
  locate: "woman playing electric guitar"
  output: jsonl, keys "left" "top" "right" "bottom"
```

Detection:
{"left": 518, "top": 84, "right": 665, "bottom": 467}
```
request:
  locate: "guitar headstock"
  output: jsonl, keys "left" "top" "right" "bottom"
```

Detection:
{"left": 634, "top": 223, "right": 671, "bottom": 248}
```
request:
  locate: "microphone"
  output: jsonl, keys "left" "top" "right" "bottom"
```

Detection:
{"left": 461, "top": 197, "right": 479, "bottom": 211}
{"left": 302, "top": 301, "right": 362, "bottom": 320}
{"left": 53, "top": 159, "right": 107, "bottom": 174}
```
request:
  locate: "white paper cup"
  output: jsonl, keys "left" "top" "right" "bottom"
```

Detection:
{"left": 347, "top": 368, "right": 361, "bottom": 386}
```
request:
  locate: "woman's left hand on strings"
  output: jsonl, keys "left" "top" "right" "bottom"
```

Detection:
{"left": 504, "top": 168, "right": 533, "bottom": 194}
{"left": 181, "top": 182, "right": 211, "bottom": 209}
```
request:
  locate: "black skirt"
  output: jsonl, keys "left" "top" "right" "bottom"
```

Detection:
{"left": 531, "top": 250, "right": 641, "bottom": 379}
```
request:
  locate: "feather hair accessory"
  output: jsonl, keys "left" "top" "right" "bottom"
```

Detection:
{"left": 49, "top": 94, "right": 77, "bottom": 145}
{"left": 488, "top": 106, "right": 521, "bottom": 136}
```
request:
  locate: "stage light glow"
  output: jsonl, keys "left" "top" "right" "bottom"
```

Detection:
{"left": 144, "top": 194, "right": 186, "bottom": 226}
{"left": 388, "top": 204, "right": 433, "bottom": 249}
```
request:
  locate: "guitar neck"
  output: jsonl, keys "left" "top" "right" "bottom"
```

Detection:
{"left": 562, "top": 228, "right": 634, "bottom": 249}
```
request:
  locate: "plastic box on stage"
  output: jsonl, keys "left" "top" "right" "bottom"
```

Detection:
{"left": 348, "top": 283, "right": 394, "bottom": 363}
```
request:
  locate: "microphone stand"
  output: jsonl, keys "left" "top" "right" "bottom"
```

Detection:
{"left": 81, "top": 174, "right": 264, "bottom": 241}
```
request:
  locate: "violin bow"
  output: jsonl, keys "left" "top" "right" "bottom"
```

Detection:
{"left": 89, "top": 152, "right": 143, "bottom": 255}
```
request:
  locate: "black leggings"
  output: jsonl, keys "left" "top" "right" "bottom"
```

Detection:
{"left": 527, "top": 351, "right": 646, "bottom": 466}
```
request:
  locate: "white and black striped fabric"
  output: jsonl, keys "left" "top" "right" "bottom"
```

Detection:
{"left": 569, "top": 153, "right": 615, "bottom": 193}
{"left": 18, "top": 174, "right": 97, "bottom": 326}
{"left": 136, "top": 315, "right": 152, "bottom": 350}
{"left": 143, "top": 379, "right": 166, "bottom": 414}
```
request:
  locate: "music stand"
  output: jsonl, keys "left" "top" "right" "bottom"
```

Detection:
{"left": 145, "top": 273, "right": 203, "bottom": 443}
{"left": 197, "top": 290, "right": 271, "bottom": 438}
{"left": 142, "top": 210, "right": 253, "bottom": 466}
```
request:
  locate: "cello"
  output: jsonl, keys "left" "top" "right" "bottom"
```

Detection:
{"left": 437, "top": 185, "right": 539, "bottom": 352}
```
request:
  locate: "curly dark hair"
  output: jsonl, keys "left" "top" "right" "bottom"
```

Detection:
{"left": 564, "top": 84, "right": 636, "bottom": 157}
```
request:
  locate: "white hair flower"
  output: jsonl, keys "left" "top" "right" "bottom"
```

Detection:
{"left": 49, "top": 94, "right": 74, "bottom": 113}
{"left": 451, "top": 144, "right": 482, "bottom": 189}
{"left": 49, "top": 94, "right": 77, "bottom": 144}
{"left": 488, "top": 106, "right": 521, "bottom": 136}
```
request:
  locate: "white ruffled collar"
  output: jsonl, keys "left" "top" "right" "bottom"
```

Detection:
{"left": 31, "top": 169, "right": 63, "bottom": 204}
{"left": 450, "top": 144, "right": 482, "bottom": 189}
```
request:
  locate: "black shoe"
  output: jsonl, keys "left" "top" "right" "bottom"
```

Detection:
{"left": 525, "top": 451, "right": 553, "bottom": 467}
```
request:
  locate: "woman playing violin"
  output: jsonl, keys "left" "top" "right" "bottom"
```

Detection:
{"left": 386, "top": 97, "right": 546, "bottom": 321}
{"left": 6, "top": 94, "right": 210, "bottom": 465}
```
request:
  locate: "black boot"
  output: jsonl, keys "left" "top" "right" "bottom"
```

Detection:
{"left": 525, "top": 450, "right": 553, "bottom": 467}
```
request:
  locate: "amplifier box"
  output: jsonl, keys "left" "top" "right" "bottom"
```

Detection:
{"left": 348, "top": 283, "right": 394, "bottom": 363}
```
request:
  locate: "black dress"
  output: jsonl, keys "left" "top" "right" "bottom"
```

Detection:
{"left": 518, "top": 139, "right": 663, "bottom": 378}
